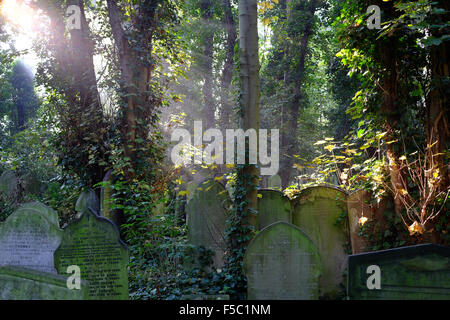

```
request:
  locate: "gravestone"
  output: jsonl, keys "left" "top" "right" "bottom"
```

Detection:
{"left": 75, "top": 188, "right": 100, "bottom": 217}
{"left": 348, "top": 244, "right": 450, "bottom": 300}
{"left": 347, "top": 189, "right": 371, "bottom": 254}
{"left": 0, "top": 169, "right": 18, "bottom": 199}
{"left": 257, "top": 189, "right": 291, "bottom": 230}
{"left": 243, "top": 222, "right": 321, "bottom": 300}
{"left": 54, "top": 208, "right": 129, "bottom": 300}
{"left": 0, "top": 266, "right": 89, "bottom": 300}
{"left": 292, "top": 186, "right": 349, "bottom": 299}
{"left": 0, "top": 202, "right": 63, "bottom": 273}
{"left": 185, "top": 180, "right": 230, "bottom": 269}
{"left": 268, "top": 174, "right": 282, "bottom": 190}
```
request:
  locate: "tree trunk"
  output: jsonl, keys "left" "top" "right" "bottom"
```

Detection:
{"left": 200, "top": 0, "right": 215, "bottom": 129}
{"left": 220, "top": 0, "right": 237, "bottom": 128}
{"left": 280, "top": 0, "right": 316, "bottom": 188}
{"left": 427, "top": 0, "right": 449, "bottom": 193}
{"left": 106, "top": 0, "right": 157, "bottom": 179}
{"left": 239, "top": 0, "right": 260, "bottom": 231}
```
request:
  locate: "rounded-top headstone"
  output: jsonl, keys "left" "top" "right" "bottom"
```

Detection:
{"left": 257, "top": 189, "right": 292, "bottom": 230}
{"left": 244, "top": 222, "right": 322, "bottom": 300}
{"left": 185, "top": 179, "right": 230, "bottom": 269}
{"left": 75, "top": 188, "right": 100, "bottom": 215}
{"left": 292, "top": 186, "right": 348, "bottom": 299}
{"left": 0, "top": 202, "right": 63, "bottom": 273}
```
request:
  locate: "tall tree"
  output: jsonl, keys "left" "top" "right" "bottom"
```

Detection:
{"left": 238, "top": 0, "right": 260, "bottom": 229}
{"left": 279, "top": 0, "right": 318, "bottom": 188}
{"left": 219, "top": 0, "right": 237, "bottom": 128}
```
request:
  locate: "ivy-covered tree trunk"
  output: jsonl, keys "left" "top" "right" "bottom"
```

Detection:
{"left": 106, "top": 0, "right": 158, "bottom": 179}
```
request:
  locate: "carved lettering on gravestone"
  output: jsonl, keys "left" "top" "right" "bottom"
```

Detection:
{"left": 243, "top": 222, "right": 322, "bottom": 300}
{"left": 348, "top": 244, "right": 450, "bottom": 300}
{"left": 186, "top": 180, "right": 230, "bottom": 269}
{"left": 292, "top": 186, "right": 349, "bottom": 299}
{"left": 257, "top": 189, "right": 292, "bottom": 230}
{"left": 0, "top": 202, "right": 63, "bottom": 273}
{"left": 54, "top": 208, "right": 129, "bottom": 300}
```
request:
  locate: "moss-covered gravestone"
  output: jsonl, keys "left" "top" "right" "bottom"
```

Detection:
{"left": 257, "top": 189, "right": 292, "bottom": 230}
{"left": 267, "top": 174, "right": 281, "bottom": 190}
{"left": 0, "top": 266, "right": 89, "bottom": 300}
{"left": 0, "top": 202, "right": 63, "bottom": 273}
{"left": 75, "top": 188, "right": 100, "bottom": 217}
{"left": 0, "top": 169, "right": 18, "bottom": 200}
{"left": 348, "top": 244, "right": 450, "bottom": 300}
{"left": 0, "top": 202, "right": 89, "bottom": 300}
{"left": 54, "top": 208, "right": 129, "bottom": 300}
{"left": 292, "top": 186, "right": 349, "bottom": 299}
{"left": 186, "top": 180, "right": 230, "bottom": 269}
{"left": 243, "top": 222, "right": 322, "bottom": 300}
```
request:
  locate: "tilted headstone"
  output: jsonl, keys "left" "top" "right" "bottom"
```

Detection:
{"left": 0, "top": 169, "right": 18, "bottom": 199}
{"left": 185, "top": 180, "right": 230, "bottom": 269}
{"left": 257, "top": 189, "right": 291, "bottom": 230}
{"left": 348, "top": 244, "right": 450, "bottom": 300}
{"left": 75, "top": 188, "right": 100, "bottom": 217}
{"left": 0, "top": 202, "right": 63, "bottom": 273}
{"left": 0, "top": 266, "right": 89, "bottom": 300}
{"left": 243, "top": 222, "right": 322, "bottom": 300}
{"left": 54, "top": 208, "right": 129, "bottom": 300}
{"left": 347, "top": 189, "right": 371, "bottom": 254}
{"left": 267, "top": 174, "right": 282, "bottom": 190}
{"left": 292, "top": 186, "right": 349, "bottom": 299}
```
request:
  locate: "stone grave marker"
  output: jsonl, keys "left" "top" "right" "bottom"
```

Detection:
{"left": 347, "top": 189, "right": 371, "bottom": 254}
{"left": 0, "top": 169, "right": 18, "bottom": 200}
{"left": 185, "top": 179, "right": 230, "bottom": 269}
{"left": 0, "top": 202, "right": 63, "bottom": 273}
{"left": 348, "top": 244, "right": 450, "bottom": 299}
{"left": 54, "top": 207, "right": 129, "bottom": 300}
{"left": 75, "top": 188, "right": 100, "bottom": 218}
{"left": 257, "top": 189, "right": 291, "bottom": 230}
{"left": 243, "top": 222, "right": 322, "bottom": 300}
{"left": 292, "top": 186, "right": 349, "bottom": 299}
{"left": 0, "top": 266, "right": 89, "bottom": 300}
{"left": 268, "top": 174, "right": 282, "bottom": 190}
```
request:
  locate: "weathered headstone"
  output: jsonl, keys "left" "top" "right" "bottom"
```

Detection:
{"left": 257, "top": 189, "right": 291, "bottom": 230}
{"left": 0, "top": 169, "right": 18, "bottom": 199}
{"left": 348, "top": 244, "right": 450, "bottom": 300}
{"left": 292, "top": 186, "right": 349, "bottom": 299}
{"left": 268, "top": 174, "right": 282, "bottom": 190}
{"left": 54, "top": 208, "right": 129, "bottom": 300}
{"left": 0, "top": 202, "right": 63, "bottom": 273}
{"left": 243, "top": 222, "right": 322, "bottom": 300}
{"left": 347, "top": 189, "right": 371, "bottom": 254}
{"left": 75, "top": 188, "right": 100, "bottom": 217}
{"left": 0, "top": 266, "right": 89, "bottom": 300}
{"left": 185, "top": 180, "right": 230, "bottom": 269}
{"left": 186, "top": 181, "right": 198, "bottom": 203}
